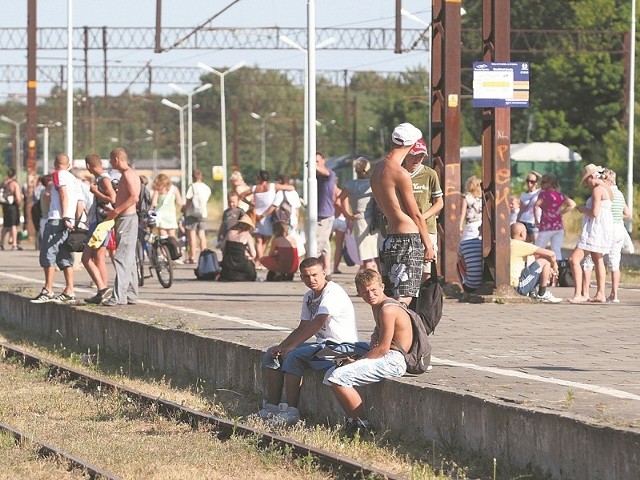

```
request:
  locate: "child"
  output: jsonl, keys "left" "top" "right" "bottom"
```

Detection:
{"left": 509, "top": 195, "right": 520, "bottom": 225}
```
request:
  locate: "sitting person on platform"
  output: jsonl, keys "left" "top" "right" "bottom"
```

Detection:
{"left": 259, "top": 256, "right": 358, "bottom": 425}
{"left": 324, "top": 269, "right": 410, "bottom": 435}
{"left": 457, "top": 237, "right": 483, "bottom": 293}
{"left": 261, "top": 221, "right": 300, "bottom": 281}
{"left": 219, "top": 214, "right": 257, "bottom": 282}
{"left": 510, "top": 222, "right": 561, "bottom": 303}
{"left": 217, "top": 191, "right": 244, "bottom": 247}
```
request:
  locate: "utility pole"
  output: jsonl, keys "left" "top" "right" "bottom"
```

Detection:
{"left": 26, "top": 0, "right": 37, "bottom": 236}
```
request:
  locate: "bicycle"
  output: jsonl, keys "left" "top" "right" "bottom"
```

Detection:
{"left": 135, "top": 212, "right": 173, "bottom": 288}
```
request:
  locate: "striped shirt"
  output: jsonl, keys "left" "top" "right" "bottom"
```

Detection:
{"left": 611, "top": 185, "right": 625, "bottom": 224}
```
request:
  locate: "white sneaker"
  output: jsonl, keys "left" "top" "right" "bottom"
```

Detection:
{"left": 268, "top": 403, "right": 300, "bottom": 426}
{"left": 536, "top": 291, "right": 562, "bottom": 303}
{"left": 258, "top": 401, "right": 279, "bottom": 420}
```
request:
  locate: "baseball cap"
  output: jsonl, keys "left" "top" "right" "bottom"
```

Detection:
{"left": 408, "top": 138, "right": 428, "bottom": 156}
{"left": 391, "top": 122, "right": 422, "bottom": 146}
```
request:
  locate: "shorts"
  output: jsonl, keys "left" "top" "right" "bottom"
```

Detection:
{"left": 185, "top": 216, "right": 206, "bottom": 231}
{"left": 2, "top": 203, "right": 20, "bottom": 227}
{"left": 323, "top": 350, "right": 406, "bottom": 388}
{"left": 261, "top": 342, "right": 325, "bottom": 378}
{"left": 317, "top": 216, "right": 334, "bottom": 257}
{"left": 521, "top": 222, "right": 539, "bottom": 235}
{"left": 254, "top": 215, "right": 273, "bottom": 237}
{"left": 85, "top": 221, "right": 110, "bottom": 248}
{"left": 516, "top": 260, "right": 542, "bottom": 296}
{"left": 379, "top": 233, "right": 424, "bottom": 298}
{"left": 332, "top": 216, "right": 347, "bottom": 233}
{"left": 39, "top": 221, "right": 73, "bottom": 270}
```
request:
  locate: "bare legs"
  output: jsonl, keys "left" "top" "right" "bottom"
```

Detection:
{"left": 329, "top": 383, "right": 365, "bottom": 420}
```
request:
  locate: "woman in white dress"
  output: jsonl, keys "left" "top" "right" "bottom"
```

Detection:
{"left": 150, "top": 173, "right": 183, "bottom": 240}
{"left": 567, "top": 164, "right": 613, "bottom": 303}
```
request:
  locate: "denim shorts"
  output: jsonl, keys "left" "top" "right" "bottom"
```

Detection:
{"left": 261, "top": 342, "right": 324, "bottom": 377}
{"left": 323, "top": 349, "right": 407, "bottom": 388}
{"left": 39, "top": 222, "right": 73, "bottom": 269}
{"left": 185, "top": 216, "right": 207, "bottom": 231}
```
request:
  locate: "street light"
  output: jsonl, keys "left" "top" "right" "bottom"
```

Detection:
{"left": 168, "top": 83, "right": 213, "bottom": 184}
{"left": 197, "top": 61, "right": 246, "bottom": 210}
{"left": 36, "top": 121, "right": 62, "bottom": 174}
{"left": 279, "top": 35, "right": 335, "bottom": 205}
{"left": 192, "top": 141, "right": 208, "bottom": 170}
{"left": 161, "top": 98, "right": 188, "bottom": 197}
{"left": 1, "top": 115, "right": 26, "bottom": 181}
{"left": 250, "top": 111, "right": 277, "bottom": 171}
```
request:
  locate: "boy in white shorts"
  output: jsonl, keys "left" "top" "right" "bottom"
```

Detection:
{"left": 324, "top": 269, "right": 410, "bottom": 434}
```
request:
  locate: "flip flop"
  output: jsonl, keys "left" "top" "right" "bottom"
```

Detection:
{"left": 587, "top": 297, "right": 607, "bottom": 303}
{"left": 567, "top": 297, "right": 587, "bottom": 304}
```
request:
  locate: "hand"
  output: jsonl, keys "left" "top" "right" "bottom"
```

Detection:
{"left": 267, "top": 345, "right": 282, "bottom": 359}
{"left": 103, "top": 204, "right": 117, "bottom": 220}
{"left": 63, "top": 218, "right": 74, "bottom": 230}
{"left": 424, "top": 244, "right": 435, "bottom": 262}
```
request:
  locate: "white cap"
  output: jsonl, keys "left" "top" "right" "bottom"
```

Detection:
{"left": 391, "top": 122, "right": 422, "bottom": 146}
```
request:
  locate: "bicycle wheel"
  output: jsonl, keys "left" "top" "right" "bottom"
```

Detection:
{"left": 136, "top": 239, "right": 145, "bottom": 287}
{"left": 155, "top": 243, "right": 173, "bottom": 288}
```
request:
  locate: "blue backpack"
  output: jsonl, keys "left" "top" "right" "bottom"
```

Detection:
{"left": 195, "top": 249, "right": 221, "bottom": 280}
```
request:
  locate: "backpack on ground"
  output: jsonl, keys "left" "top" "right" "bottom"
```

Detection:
{"left": 272, "top": 191, "right": 292, "bottom": 225}
{"left": 557, "top": 259, "right": 574, "bottom": 288}
{"left": 408, "top": 262, "right": 444, "bottom": 336}
{"left": 160, "top": 236, "right": 182, "bottom": 260}
{"left": 195, "top": 249, "right": 221, "bottom": 280}
{"left": 380, "top": 299, "right": 432, "bottom": 374}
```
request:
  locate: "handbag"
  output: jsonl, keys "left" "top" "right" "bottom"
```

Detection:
{"left": 65, "top": 228, "right": 88, "bottom": 252}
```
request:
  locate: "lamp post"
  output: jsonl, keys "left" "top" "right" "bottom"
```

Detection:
{"left": 161, "top": 98, "right": 188, "bottom": 197}
{"left": 279, "top": 35, "right": 336, "bottom": 205}
{"left": 627, "top": 0, "right": 636, "bottom": 232}
{"left": 250, "top": 111, "right": 277, "bottom": 171}
{"left": 197, "top": 61, "right": 245, "bottom": 210}
{"left": 36, "top": 121, "right": 62, "bottom": 174}
{"left": 168, "top": 83, "right": 212, "bottom": 184}
{"left": 1, "top": 115, "right": 26, "bottom": 181}
{"left": 192, "top": 141, "right": 208, "bottom": 170}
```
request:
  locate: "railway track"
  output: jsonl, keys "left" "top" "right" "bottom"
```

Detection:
{"left": 1, "top": 341, "right": 402, "bottom": 480}
{"left": 0, "top": 421, "right": 120, "bottom": 479}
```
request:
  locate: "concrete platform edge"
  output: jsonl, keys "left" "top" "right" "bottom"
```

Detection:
{"left": 1, "top": 291, "right": 638, "bottom": 480}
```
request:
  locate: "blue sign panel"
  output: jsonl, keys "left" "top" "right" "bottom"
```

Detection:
{"left": 472, "top": 62, "right": 530, "bottom": 108}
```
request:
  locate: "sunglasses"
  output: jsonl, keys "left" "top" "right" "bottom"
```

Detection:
{"left": 526, "top": 179, "right": 537, "bottom": 184}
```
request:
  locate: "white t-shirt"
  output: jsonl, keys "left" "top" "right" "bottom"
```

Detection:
{"left": 186, "top": 181, "right": 212, "bottom": 219}
{"left": 518, "top": 189, "right": 540, "bottom": 224}
{"left": 300, "top": 281, "right": 358, "bottom": 343}
{"left": 48, "top": 169, "right": 79, "bottom": 221}
{"left": 273, "top": 189, "right": 302, "bottom": 228}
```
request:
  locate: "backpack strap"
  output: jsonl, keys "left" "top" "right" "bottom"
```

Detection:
{"left": 375, "top": 299, "right": 413, "bottom": 354}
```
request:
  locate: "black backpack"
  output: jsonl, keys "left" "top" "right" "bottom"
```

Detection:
{"left": 369, "top": 199, "right": 387, "bottom": 236}
{"left": 557, "top": 259, "right": 574, "bottom": 287}
{"left": 31, "top": 199, "right": 43, "bottom": 231}
{"left": 380, "top": 299, "right": 432, "bottom": 375}
{"left": 159, "top": 236, "right": 182, "bottom": 260}
{"left": 272, "top": 191, "right": 292, "bottom": 225}
{"left": 195, "top": 249, "right": 221, "bottom": 280}
{"left": 408, "top": 262, "right": 443, "bottom": 335}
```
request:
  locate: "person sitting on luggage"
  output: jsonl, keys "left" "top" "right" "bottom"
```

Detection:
{"left": 219, "top": 214, "right": 257, "bottom": 282}
{"left": 261, "top": 221, "right": 299, "bottom": 281}
{"left": 323, "top": 269, "right": 410, "bottom": 435}
{"left": 217, "top": 191, "right": 244, "bottom": 247}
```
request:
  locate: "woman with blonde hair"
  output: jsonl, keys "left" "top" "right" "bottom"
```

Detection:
{"left": 230, "top": 170, "right": 252, "bottom": 212}
{"left": 150, "top": 173, "right": 183, "bottom": 240}
{"left": 459, "top": 175, "right": 483, "bottom": 241}
{"left": 336, "top": 157, "right": 380, "bottom": 271}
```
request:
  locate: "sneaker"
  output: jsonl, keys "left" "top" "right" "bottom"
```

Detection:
{"left": 100, "top": 287, "right": 113, "bottom": 301}
{"left": 52, "top": 292, "right": 76, "bottom": 304}
{"left": 535, "top": 291, "right": 562, "bottom": 303}
{"left": 344, "top": 418, "right": 374, "bottom": 437}
{"left": 31, "top": 288, "right": 55, "bottom": 303}
{"left": 258, "top": 401, "right": 279, "bottom": 420}
{"left": 268, "top": 403, "right": 300, "bottom": 426}
{"left": 84, "top": 293, "right": 102, "bottom": 304}
{"left": 101, "top": 298, "right": 120, "bottom": 307}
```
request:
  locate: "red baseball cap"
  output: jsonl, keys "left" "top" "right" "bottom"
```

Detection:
{"left": 408, "top": 138, "right": 428, "bottom": 156}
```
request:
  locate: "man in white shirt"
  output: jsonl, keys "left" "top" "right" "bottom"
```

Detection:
{"left": 32, "top": 153, "right": 82, "bottom": 304}
{"left": 258, "top": 256, "right": 358, "bottom": 425}
{"left": 183, "top": 170, "right": 212, "bottom": 263}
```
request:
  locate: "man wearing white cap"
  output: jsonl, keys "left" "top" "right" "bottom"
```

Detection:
{"left": 370, "top": 123, "right": 435, "bottom": 304}
{"left": 403, "top": 138, "right": 443, "bottom": 280}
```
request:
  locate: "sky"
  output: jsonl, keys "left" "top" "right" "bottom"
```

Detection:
{"left": 1, "top": 0, "right": 433, "bottom": 98}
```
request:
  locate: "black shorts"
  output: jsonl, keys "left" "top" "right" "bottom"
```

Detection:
{"left": 2, "top": 203, "right": 20, "bottom": 227}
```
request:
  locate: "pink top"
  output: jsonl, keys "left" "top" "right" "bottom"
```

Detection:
{"left": 537, "top": 190, "right": 566, "bottom": 231}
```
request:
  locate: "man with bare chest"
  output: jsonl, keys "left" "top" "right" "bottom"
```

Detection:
{"left": 369, "top": 123, "right": 434, "bottom": 304}
{"left": 102, "top": 147, "right": 141, "bottom": 306}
